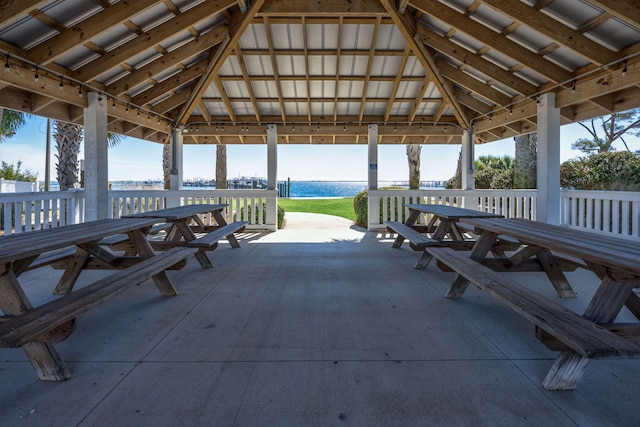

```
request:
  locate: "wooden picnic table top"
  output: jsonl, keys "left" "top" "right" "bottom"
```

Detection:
{"left": 461, "top": 217, "right": 640, "bottom": 277}
{"left": 0, "top": 218, "right": 162, "bottom": 265}
{"left": 405, "top": 204, "right": 504, "bottom": 220}
{"left": 122, "top": 204, "right": 226, "bottom": 221}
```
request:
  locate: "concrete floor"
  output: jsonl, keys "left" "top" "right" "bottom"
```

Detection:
{"left": 1, "top": 212, "right": 639, "bottom": 426}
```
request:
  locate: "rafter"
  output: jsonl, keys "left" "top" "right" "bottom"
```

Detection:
{"left": 176, "top": 0, "right": 266, "bottom": 125}
{"left": 587, "top": 0, "right": 640, "bottom": 28}
{"left": 358, "top": 16, "right": 382, "bottom": 122}
{"left": 379, "top": 0, "right": 469, "bottom": 127}
{"left": 234, "top": 47, "right": 262, "bottom": 121}
{"left": 26, "top": 0, "right": 159, "bottom": 65}
{"left": 479, "top": 0, "right": 616, "bottom": 66}
{"left": 384, "top": 46, "right": 412, "bottom": 121}
{"left": 411, "top": 0, "right": 574, "bottom": 84}
{"left": 0, "top": 0, "right": 49, "bottom": 28}
{"left": 263, "top": 16, "right": 287, "bottom": 123}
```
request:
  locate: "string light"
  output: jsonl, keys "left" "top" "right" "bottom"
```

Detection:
{"left": 4, "top": 53, "right": 10, "bottom": 70}
{"left": 34, "top": 66, "right": 39, "bottom": 82}
{"left": 78, "top": 85, "right": 83, "bottom": 97}
{"left": 622, "top": 60, "right": 628, "bottom": 77}
{"left": 59, "top": 76, "right": 64, "bottom": 90}
{"left": 125, "top": 104, "right": 129, "bottom": 114}
{"left": 112, "top": 98, "right": 116, "bottom": 109}
{"left": 572, "top": 81, "right": 576, "bottom": 93}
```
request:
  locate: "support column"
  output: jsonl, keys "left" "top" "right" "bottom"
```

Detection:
{"left": 368, "top": 124, "right": 378, "bottom": 190}
{"left": 266, "top": 124, "right": 278, "bottom": 231}
{"left": 536, "top": 93, "right": 561, "bottom": 224}
{"left": 367, "top": 124, "right": 379, "bottom": 230}
{"left": 267, "top": 124, "right": 277, "bottom": 190}
{"left": 461, "top": 129, "right": 475, "bottom": 190}
{"left": 169, "top": 128, "right": 184, "bottom": 191}
{"left": 83, "top": 92, "right": 108, "bottom": 220}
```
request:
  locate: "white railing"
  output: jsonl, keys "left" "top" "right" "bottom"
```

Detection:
{"left": 367, "top": 189, "right": 537, "bottom": 230}
{"left": 0, "top": 190, "right": 84, "bottom": 235}
{"left": 2, "top": 189, "right": 638, "bottom": 240}
{"left": 561, "top": 189, "right": 640, "bottom": 240}
{"left": 108, "top": 189, "right": 279, "bottom": 231}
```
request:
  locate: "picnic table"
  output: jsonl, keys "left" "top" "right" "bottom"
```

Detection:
{"left": 121, "top": 204, "right": 246, "bottom": 268}
{"left": 426, "top": 217, "right": 640, "bottom": 390}
{"left": 0, "top": 218, "right": 197, "bottom": 381}
{"left": 386, "top": 204, "right": 507, "bottom": 268}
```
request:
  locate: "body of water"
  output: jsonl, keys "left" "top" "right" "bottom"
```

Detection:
{"left": 44, "top": 180, "right": 444, "bottom": 197}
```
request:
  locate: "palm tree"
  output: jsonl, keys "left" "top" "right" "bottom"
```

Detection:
{"left": 0, "top": 108, "right": 27, "bottom": 142}
{"left": 216, "top": 144, "right": 227, "bottom": 189}
{"left": 54, "top": 120, "right": 123, "bottom": 190}
{"left": 406, "top": 144, "right": 421, "bottom": 189}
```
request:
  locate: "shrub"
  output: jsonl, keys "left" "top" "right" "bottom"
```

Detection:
{"left": 234, "top": 203, "right": 285, "bottom": 229}
{"left": 353, "top": 190, "right": 368, "bottom": 227}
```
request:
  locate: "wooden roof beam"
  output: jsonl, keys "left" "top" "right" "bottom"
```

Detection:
{"left": 587, "top": 0, "right": 640, "bottom": 29}
{"left": 410, "top": 0, "right": 573, "bottom": 84}
{"left": 379, "top": 0, "right": 469, "bottom": 128}
{"left": 0, "top": 1, "right": 50, "bottom": 28}
{"left": 176, "top": 0, "right": 266, "bottom": 125}
{"left": 384, "top": 45, "right": 412, "bottom": 121}
{"left": 358, "top": 16, "right": 382, "bottom": 122}
{"left": 26, "top": 0, "right": 159, "bottom": 65}
{"left": 234, "top": 47, "right": 262, "bottom": 121}
{"left": 479, "top": 0, "right": 616, "bottom": 66}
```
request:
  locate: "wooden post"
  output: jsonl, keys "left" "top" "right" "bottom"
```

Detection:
{"left": 83, "top": 92, "right": 109, "bottom": 220}
{"left": 536, "top": 93, "right": 561, "bottom": 224}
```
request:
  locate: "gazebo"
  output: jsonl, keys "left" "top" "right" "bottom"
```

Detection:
{"left": 1, "top": 0, "right": 639, "bottom": 228}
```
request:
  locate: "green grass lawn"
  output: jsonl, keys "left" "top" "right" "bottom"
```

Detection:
{"left": 278, "top": 197, "right": 355, "bottom": 221}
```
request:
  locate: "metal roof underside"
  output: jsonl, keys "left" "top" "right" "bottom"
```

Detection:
{"left": 0, "top": 0, "right": 639, "bottom": 146}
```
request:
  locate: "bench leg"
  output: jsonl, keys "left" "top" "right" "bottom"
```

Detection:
{"left": 444, "top": 230, "right": 498, "bottom": 299}
{"left": 128, "top": 229, "right": 179, "bottom": 296}
{"left": 414, "top": 251, "right": 433, "bottom": 269}
{"left": 0, "top": 272, "right": 71, "bottom": 381}
{"left": 541, "top": 351, "right": 590, "bottom": 390}
{"left": 543, "top": 276, "right": 634, "bottom": 390}
{"left": 175, "top": 222, "right": 214, "bottom": 268}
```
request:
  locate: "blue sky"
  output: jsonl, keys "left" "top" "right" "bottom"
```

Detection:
{"left": 1, "top": 115, "right": 638, "bottom": 183}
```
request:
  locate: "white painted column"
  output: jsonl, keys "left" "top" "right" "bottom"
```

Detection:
{"left": 169, "top": 127, "right": 184, "bottom": 191}
{"left": 368, "top": 124, "right": 378, "bottom": 190}
{"left": 461, "top": 129, "right": 475, "bottom": 190}
{"left": 267, "top": 124, "right": 277, "bottom": 190}
{"left": 367, "top": 124, "right": 380, "bottom": 230}
{"left": 266, "top": 124, "right": 278, "bottom": 231}
{"left": 83, "top": 92, "right": 108, "bottom": 220}
{"left": 536, "top": 93, "right": 561, "bottom": 224}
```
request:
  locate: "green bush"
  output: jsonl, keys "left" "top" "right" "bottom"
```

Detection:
{"left": 561, "top": 151, "right": 640, "bottom": 190}
{"left": 353, "top": 190, "right": 368, "bottom": 227}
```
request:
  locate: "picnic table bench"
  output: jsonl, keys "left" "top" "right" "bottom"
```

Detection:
{"left": 427, "top": 217, "right": 640, "bottom": 390}
{"left": 121, "top": 204, "right": 246, "bottom": 268}
{"left": 387, "top": 204, "right": 518, "bottom": 268}
{"left": 0, "top": 218, "right": 196, "bottom": 381}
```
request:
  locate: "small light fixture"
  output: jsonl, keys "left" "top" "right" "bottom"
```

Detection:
{"left": 59, "top": 76, "right": 64, "bottom": 90}
{"left": 489, "top": 115, "right": 492, "bottom": 122}
{"left": 221, "top": 123, "right": 224, "bottom": 131}
{"left": 34, "top": 66, "right": 39, "bottom": 82}
{"left": 622, "top": 60, "right": 628, "bottom": 77}
{"left": 137, "top": 109, "right": 141, "bottom": 118}
{"left": 572, "top": 81, "right": 576, "bottom": 93}
{"left": 509, "top": 108, "right": 513, "bottom": 116}
{"left": 78, "top": 85, "right": 83, "bottom": 97}
{"left": 292, "top": 123, "right": 295, "bottom": 132}
{"left": 215, "top": 124, "right": 219, "bottom": 131}
{"left": 394, "top": 123, "right": 397, "bottom": 132}
{"left": 4, "top": 53, "right": 10, "bottom": 70}
{"left": 125, "top": 104, "right": 129, "bottom": 114}
{"left": 112, "top": 98, "right": 116, "bottom": 109}
{"left": 317, "top": 124, "right": 320, "bottom": 132}
{"left": 98, "top": 93, "right": 103, "bottom": 102}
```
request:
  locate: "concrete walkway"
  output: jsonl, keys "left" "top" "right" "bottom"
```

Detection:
{"left": 1, "top": 213, "right": 639, "bottom": 426}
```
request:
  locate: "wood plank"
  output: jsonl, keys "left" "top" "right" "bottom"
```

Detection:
{"left": 426, "top": 247, "right": 640, "bottom": 359}
{"left": 0, "top": 247, "right": 197, "bottom": 348}
{"left": 188, "top": 221, "right": 247, "bottom": 247}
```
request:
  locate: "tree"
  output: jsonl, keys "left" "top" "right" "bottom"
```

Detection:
{"left": 0, "top": 161, "right": 37, "bottom": 181}
{"left": 560, "top": 151, "right": 640, "bottom": 191}
{"left": 163, "top": 143, "right": 171, "bottom": 189}
{"left": 474, "top": 155, "right": 514, "bottom": 189}
{"left": 54, "top": 121, "right": 123, "bottom": 190}
{"left": 571, "top": 109, "right": 640, "bottom": 154}
{"left": 216, "top": 144, "right": 227, "bottom": 189}
{"left": 406, "top": 144, "right": 421, "bottom": 189}
{"left": 514, "top": 133, "right": 537, "bottom": 189}
{"left": 0, "top": 108, "right": 27, "bottom": 143}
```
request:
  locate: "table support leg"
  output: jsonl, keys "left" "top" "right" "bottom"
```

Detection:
{"left": 174, "top": 222, "right": 213, "bottom": 268}
{"left": 54, "top": 247, "right": 90, "bottom": 295}
{"left": 445, "top": 231, "right": 497, "bottom": 298}
{"left": 212, "top": 210, "right": 241, "bottom": 248}
{"left": 542, "top": 276, "right": 635, "bottom": 390}
{"left": 128, "top": 229, "right": 179, "bottom": 296}
{"left": 0, "top": 272, "right": 71, "bottom": 381}
{"left": 392, "top": 210, "right": 421, "bottom": 248}
{"left": 536, "top": 249, "right": 576, "bottom": 298}
{"left": 414, "top": 251, "right": 433, "bottom": 269}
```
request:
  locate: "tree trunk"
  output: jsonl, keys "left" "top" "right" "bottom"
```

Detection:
{"left": 514, "top": 133, "right": 537, "bottom": 189}
{"left": 406, "top": 144, "right": 421, "bottom": 189}
{"left": 54, "top": 121, "right": 83, "bottom": 191}
{"left": 163, "top": 143, "right": 170, "bottom": 189}
{"left": 216, "top": 144, "right": 227, "bottom": 189}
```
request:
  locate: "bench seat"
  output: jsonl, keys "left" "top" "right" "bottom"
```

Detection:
{"left": 26, "top": 247, "right": 78, "bottom": 271}
{"left": 425, "top": 246, "right": 640, "bottom": 360}
{"left": 386, "top": 221, "right": 438, "bottom": 248}
{"left": 188, "top": 221, "right": 247, "bottom": 248}
{"left": 0, "top": 246, "right": 197, "bottom": 348}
